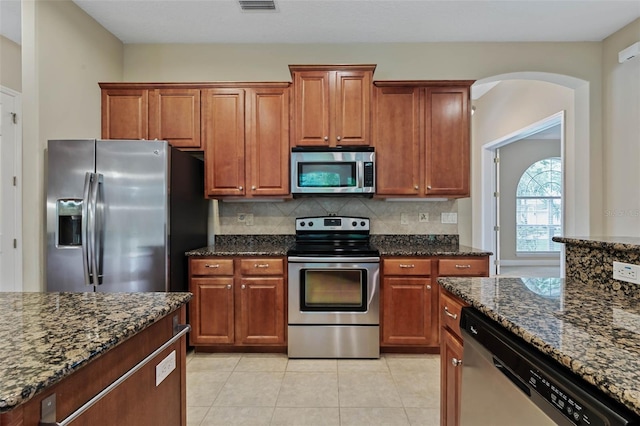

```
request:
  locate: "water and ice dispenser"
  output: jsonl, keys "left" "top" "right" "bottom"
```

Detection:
{"left": 57, "top": 199, "right": 82, "bottom": 246}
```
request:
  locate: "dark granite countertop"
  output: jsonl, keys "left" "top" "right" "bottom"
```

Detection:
{"left": 186, "top": 234, "right": 492, "bottom": 257}
{"left": 553, "top": 236, "right": 640, "bottom": 252}
{"left": 437, "top": 276, "right": 640, "bottom": 416}
{"left": 0, "top": 292, "right": 191, "bottom": 413}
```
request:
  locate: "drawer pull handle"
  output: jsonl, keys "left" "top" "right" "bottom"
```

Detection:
{"left": 205, "top": 264, "right": 220, "bottom": 268}
{"left": 255, "top": 264, "right": 270, "bottom": 268}
{"left": 444, "top": 306, "right": 458, "bottom": 319}
{"left": 455, "top": 264, "right": 472, "bottom": 269}
{"left": 399, "top": 264, "right": 415, "bottom": 268}
{"left": 451, "top": 357, "right": 463, "bottom": 367}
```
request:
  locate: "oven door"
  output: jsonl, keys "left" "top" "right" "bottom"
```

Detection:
{"left": 288, "top": 256, "right": 380, "bottom": 325}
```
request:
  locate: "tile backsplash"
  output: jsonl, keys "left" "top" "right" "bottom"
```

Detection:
{"left": 212, "top": 197, "right": 459, "bottom": 235}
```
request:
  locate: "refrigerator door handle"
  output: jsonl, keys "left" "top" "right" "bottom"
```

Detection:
{"left": 95, "top": 174, "right": 105, "bottom": 285}
{"left": 88, "top": 173, "right": 101, "bottom": 287}
{"left": 81, "top": 172, "right": 92, "bottom": 286}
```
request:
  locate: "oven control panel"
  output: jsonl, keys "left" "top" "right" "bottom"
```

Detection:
{"left": 295, "top": 216, "right": 370, "bottom": 231}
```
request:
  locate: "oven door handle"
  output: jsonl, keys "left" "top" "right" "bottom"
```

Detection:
{"left": 287, "top": 256, "right": 380, "bottom": 263}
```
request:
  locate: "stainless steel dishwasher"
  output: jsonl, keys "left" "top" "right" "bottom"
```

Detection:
{"left": 459, "top": 307, "right": 640, "bottom": 426}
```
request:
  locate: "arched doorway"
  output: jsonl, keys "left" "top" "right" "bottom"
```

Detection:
{"left": 468, "top": 72, "right": 592, "bottom": 276}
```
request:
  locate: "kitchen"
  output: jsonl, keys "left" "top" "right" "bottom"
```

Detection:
{"left": 1, "top": 1, "right": 640, "bottom": 425}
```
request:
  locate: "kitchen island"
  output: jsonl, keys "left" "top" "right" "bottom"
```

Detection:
{"left": 438, "top": 275, "right": 640, "bottom": 418}
{"left": 0, "top": 292, "right": 191, "bottom": 426}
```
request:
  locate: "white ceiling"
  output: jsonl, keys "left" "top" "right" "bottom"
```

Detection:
{"left": 1, "top": 0, "right": 639, "bottom": 45}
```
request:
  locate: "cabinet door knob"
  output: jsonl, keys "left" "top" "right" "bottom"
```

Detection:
{"left": 241, "top": 284, "right": 246, "bottom": 289}
{"left": 414, "top": 185, "right": 419, "bottom": 190}
{"left": 427, "top": 185, "right": 432, "bottom": 190}
{"left": 226, "top": 284, "right": 231, "bottom": 289}
{"left": 324, "top": 136, "right": 329, "bottom": 141}
{"left": 426, "top": 284, "right": 431, "bottom": 290}
{"left": 336, "top": 136, "right": 341, "bottom": 141}
{"left": 238, "top": 186, "right": 243, "bottom": 191}
{"left": 443, "top": 306, "right": 458, "bottom": 319}
{"left": 251, "top": 185, "right": 256, "bottom": 190}
{"left": 451, "top": 358, "right": 462, "bottom": 367}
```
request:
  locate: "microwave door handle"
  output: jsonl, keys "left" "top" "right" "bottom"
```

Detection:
{"left": 81, "top": 172, "right": 92, "bottom": 286}
{"left": 357, "top": 161, "right": 364, "bottom": 189}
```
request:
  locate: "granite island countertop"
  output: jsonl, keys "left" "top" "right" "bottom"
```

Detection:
{"left": 186, "top": 234, "right": 492, "bottom": 257}
{"left": 0, "top": 291, "right": 192, "bottom": 413}
{"left": 437, "top": 276, "right": 640, "bottom": 417}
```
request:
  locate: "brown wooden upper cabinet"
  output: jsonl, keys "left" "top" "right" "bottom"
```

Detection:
{"left": 290, "top": 64, "right": 375, "bottom": 147}
{"left": 202, "top": 84, "right": 290, "bottom": 198}
{"left": 373, "top": 81, "right": 474, "bottom": 198}
{"left": 101, "top": 88, "right": 149, "bottom": 140}
{"left": 100, "top": 84, "right": 201, "bottom": 149}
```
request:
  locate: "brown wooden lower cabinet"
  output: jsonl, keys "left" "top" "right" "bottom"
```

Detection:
{"left": 439, "top": 286, "right": 469, "bottom": 426}
{"left": 1, "top": 308, "right": 187, "bottom": 426}
{"left": 188, "top": 257, "right": 286, "bottom": 351}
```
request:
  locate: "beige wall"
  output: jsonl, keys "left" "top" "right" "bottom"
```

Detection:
{"left": 602, "top": 18, "right": 640, "bottom": 235}
{"left": 22, "top": 0, "right": 123, "bottom": 291}
{"left": 0, "top": 36, "right": 21, "bottom": 91}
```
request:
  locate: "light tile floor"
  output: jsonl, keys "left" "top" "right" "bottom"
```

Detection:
{"left": 186, "top": 352, "right": 440, "bottom": 426}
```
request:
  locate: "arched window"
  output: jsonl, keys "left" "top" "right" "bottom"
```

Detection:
{"left": 516, "top": 157, "right": 562, "bottom": 253}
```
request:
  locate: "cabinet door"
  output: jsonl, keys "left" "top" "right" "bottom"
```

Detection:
{"left": 202, "top": 88, "right": 246, "bottom": 197}
{"left": 246, "top": 88, "right": 290, "bottom": 196}
{"left": 424, "top": 86, "right": 470, "bottom": 197}
{"left": 190, "top": 278, "right": 235, "bottom": 345}
{"left": 237, "top": 277, "right": 285, "bottom": 345}
{"left": 382, "top": 276, "right": 435, "bottom": 345}
{"left": 292, "top": 71, "right": 331, "bottom": 146}
{"left": 373, "top": 86, "right": 421, "bottom": 195}
{"left": 441, "top": 328, "right": 464, "bottom": 426}
{"left": 149, "top": 88, "right": 201, "bottom": 149}
{"left": 101, "top": 89, "right": 148, "bottom": 140}
{"left": 333, "top": 70, "right": 372, "bottom": 146}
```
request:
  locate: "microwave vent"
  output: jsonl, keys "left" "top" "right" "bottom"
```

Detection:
{"left": 239, "top": 0, "right": 277, "bottom": 11}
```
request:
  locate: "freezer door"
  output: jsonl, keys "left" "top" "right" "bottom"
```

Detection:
{"left": 96, "top": 140, "right": 169, "bottom": 292}
{"left": 46, "top": 139, "right": 97, "bottom": 292}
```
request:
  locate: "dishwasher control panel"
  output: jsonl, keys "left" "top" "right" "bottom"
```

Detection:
{"left": 460, "top": 307, "right": 639, "bottom": 426}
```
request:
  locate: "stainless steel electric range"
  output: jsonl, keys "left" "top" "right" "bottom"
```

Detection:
{"left": 287, "top": 216, "right": 380, "bottom": 359}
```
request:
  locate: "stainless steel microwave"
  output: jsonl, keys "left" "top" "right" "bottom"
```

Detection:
{"left": 290, "top": 147, "right": 375, "bottom": 196}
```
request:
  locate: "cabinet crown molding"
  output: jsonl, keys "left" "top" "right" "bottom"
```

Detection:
{"left": 99, "top": 82, "right": 291, "bottom": 89}
{"left": 288, "top": 64, "right": 377, "bottom": 75}
{"left": 374, "top": 80, "right": 475, "bottom": 87}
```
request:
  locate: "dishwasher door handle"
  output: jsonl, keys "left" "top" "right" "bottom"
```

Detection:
{"left": 493, "top": 357, "right": 531, "bottom": 397}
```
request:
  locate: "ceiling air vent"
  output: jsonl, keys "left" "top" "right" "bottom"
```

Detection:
{"left": 239, "top": 0, "right": 277, "bottom": 11}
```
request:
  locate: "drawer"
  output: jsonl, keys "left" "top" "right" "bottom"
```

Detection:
{"left": 190, "top": 258, "right": 234, "bottom": 276}
{"left": 440, "top": 289, "right": 467, "bottom": 338}
{"left": 240, "top": 258, "right": 284, "bottom": 276}
{"left": 438, "top": 258, "right": 488, "bottom": 276}
{"left": 383, "top": 258, "right": 431, "bottom": 276}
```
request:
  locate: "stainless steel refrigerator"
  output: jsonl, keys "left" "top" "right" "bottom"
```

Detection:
{"left": 46, "top": 139, "right": 207, "bottom": 292}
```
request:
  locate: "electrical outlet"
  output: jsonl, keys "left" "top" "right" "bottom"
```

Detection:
{"left": 400, "top": 213, "right": 409, "bottom": 225}
{"left": 419, "top": 213, "right": 429, "bottom": 222}
{"left": 155, "top": 350, "right": 176, "bottom": 386}
{"left": 613, "top": 261, "right": 640, "bottom": 285}
{"left": 245, "top": 214, "right": 254, "bottom": 226}
{"left": 441, "top": 213, "right": 458, "bottom": 224}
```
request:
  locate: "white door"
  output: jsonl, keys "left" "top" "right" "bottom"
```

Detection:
{"left": 0, "top": 87, "right": 23, "bottom": 291}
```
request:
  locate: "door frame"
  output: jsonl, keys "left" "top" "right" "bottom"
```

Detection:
{"left": 0, "top": 85, "right": 23, "bottom": 291}
{"left": 480, "top": 111, "right": 565, "bottom": 276}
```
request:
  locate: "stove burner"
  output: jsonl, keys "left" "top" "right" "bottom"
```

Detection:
{"left": 288, "top": 216, "right": 379, "bottom": 257}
